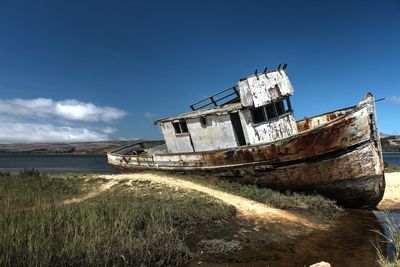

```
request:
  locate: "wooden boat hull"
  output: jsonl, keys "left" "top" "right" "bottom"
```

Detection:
{"left": 107, "top": 94, "right": 385, "bottom": 208}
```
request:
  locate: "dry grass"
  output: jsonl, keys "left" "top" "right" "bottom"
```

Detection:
{"left": 386, "top": 167, "right": 400, "bottom": 173}
{"left": 376, "top": 212, "right": 400, "bottom": 267}
{"left": 198, "top": 239, "right": 242, "bottom": 255}
{"left": 0, "top": 171, "right": 235, "bottom": 267}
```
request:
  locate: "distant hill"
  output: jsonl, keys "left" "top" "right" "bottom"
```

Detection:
{"left": 380, "top": 133, "right": 391, "bottom": 139}
{"left": 0, "top": 140, "right": 139, "bottom": 155}
{"left": 1, "top": 134, "right": 398, "bottom": 154}
{"left": 381, "top": 134, "right": 400, "bottom": 152}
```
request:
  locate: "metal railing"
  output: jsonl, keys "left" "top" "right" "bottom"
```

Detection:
{"left": 190, "top": 86, "right": 240, "bottom": 111}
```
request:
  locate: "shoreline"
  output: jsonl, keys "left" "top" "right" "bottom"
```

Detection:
{"left": 378, "top": 172, "right": 400, "bottom": 210}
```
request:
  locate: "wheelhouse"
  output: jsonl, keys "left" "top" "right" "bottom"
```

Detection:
{"left": 154, "top": 67, "right": 298, "bottom": 153}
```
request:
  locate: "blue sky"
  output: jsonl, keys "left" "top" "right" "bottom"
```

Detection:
{"left": 0, "top": 0, "right": 399, "bottom": 143}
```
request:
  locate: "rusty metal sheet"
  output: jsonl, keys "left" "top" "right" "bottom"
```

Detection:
{"left": 107, "top": 93, "right": 384, "bottom": 209}
{"left": 296, "top": 109, "right": 351, "bottom": 132}
{"left": 156, "top": 100, "right": 368, "bottom": 167}
{"left": 109, "top": 101, "right": 375, "bottom": 172}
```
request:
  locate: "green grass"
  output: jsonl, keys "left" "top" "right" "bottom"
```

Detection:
{"left": 0, "top": 169, "right": 91, "bottom": 208}
{"left": 0, "top": 171, "right": 235, "bottom": 266}
{"left": 376, "top": 212, "right": 400, "bottom": 267}
{"left": 162, "top": 171, "right": 343, "bottom": 217}
{"left": 198, "top": 239, "right": 242, "bottom": 255}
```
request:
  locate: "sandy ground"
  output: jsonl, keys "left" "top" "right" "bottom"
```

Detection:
{"left": 98, "top": 173, "right": 322, "bottom": 229}
{"left": 62, "top": 181, "right": 118, "bottom": 205}
{"left": 378, "top": 172, "right": 400, "bottom": 210}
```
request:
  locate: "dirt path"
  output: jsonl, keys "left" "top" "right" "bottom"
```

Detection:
{"left": 99, "top": 173, "right": 321, "bottom": 229}
{"left": 63, "top": 180, "right": 118, "bottom": 205}
{"left": 378, "top": 172, "right": 400, "bottom": 210}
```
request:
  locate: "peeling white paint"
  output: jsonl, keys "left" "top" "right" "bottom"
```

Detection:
{"left": 157, "top": 69, "right": 298, "bottom": 153}
{"left": 155, "top": 102, "right": 242, "bottom": 124}
{"left": 187, "top": 114, "right": 238, "bottom": 151}
{"left": 239, "top": 111, "right": 298, "bottom": 145}
{"left": 238, "top": 70, "right": 294, "bottom": 108}
{"left": 160, "top": 122, "right": 194, "bottom": 153}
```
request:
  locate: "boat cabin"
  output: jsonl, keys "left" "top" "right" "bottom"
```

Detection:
{"left": 154, "top": 67, "right": 298, "bottom": 153}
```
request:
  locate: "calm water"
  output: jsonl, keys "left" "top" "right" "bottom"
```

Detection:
{"left": 0, "top": 153, "right": 114, "bottom": 173}
{"left": 383, "top": 152, "right": 400, "bottom": 167}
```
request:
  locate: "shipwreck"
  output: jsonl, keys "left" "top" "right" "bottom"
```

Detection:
{"left": 107, "top": 65, "right": 385, "bottom": 208}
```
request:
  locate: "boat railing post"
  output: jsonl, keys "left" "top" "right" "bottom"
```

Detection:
{"left": 210, "top": 96, "right": 217, "bottom": 106}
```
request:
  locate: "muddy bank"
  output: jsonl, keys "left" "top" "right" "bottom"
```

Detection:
{"left": 183, "top": 172, "right": 400, "bottom": 267}
{"left": 185, "top": 210, "right": 384, "bottom": 267}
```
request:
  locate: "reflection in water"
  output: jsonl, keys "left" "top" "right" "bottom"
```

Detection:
{"left": 189, "top": 211, "right": 389, "bottom": 267}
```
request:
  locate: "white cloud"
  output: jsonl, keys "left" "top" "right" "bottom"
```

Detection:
{"left": 144, "top": 111, "right": 158, "bottom": 118}
{"left": 0, "top": 98, "right": 126, "bottom": 122}
{"left": 101, "top": 127, "right": 117, "bottom": 134}
{"left": 389, "top": 96, "right": 400, "bottom": 105}
{"left": 0, "top": 123, "right": 108, "bottom": 143}
{"left": 0, "top": 97, "right": 127, "bottom": 143}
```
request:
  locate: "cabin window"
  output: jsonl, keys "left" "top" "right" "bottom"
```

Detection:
{"left": 285, "top": 97, "right": 293, "bottom": 112}
{"left": 251, "top": 106, "right": 266, "bottom": 124}
{"left": 180, "top": 120, "right": 189, "bottom": 133}
{"left": 280, "top": 97, "right": 293, "bottom": 113}
{"left": 251, "top": 97, "right": 292, "bottom": 124}
{"left": 265, "top": 103, "right": 278, "bottom": 120}
{"left": 200, "top": 116, "right": 207, "bottom": 127}
{"left": 172, "top": 120, "right": 189, "bottom": 134}
{"left": 276, "top": 101, "right": 285, "bottom": 115}
{"left": 172, "top": 122, "right": 182, "bottom": 134}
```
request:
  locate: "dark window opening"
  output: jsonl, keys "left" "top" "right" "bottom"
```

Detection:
{"left": 282, "top": 100, "right": 289, "bottom": 112}
{"left": 172, "top": 122, "right": 181, "bottom": 134}
{"left": 251, "top": 97, "right": 293, "bottom": 124}
{"left": 172, "top": 120, "right": 189, "bottom": 134}
{"left": 230, "top": 112, "right": 246, "bottom": 146}
{"left": 275, "top": 101, "right": 285, "bottom": 116}
{"left": 251, "top": 106, "right": 266, "bottom": 124}
{"left": 180, "top": 120, "right": 189, "bottom": 133}
{"left": 200, "top": 116, "right": 207, "bottom": 126}
{"left": 265, "top": 103, "right": 277, "bottom": 120}
{"left": 286, "top": 98, "right": 293, "bottom": 112}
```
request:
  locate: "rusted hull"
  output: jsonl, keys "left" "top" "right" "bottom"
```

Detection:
{"left": 310, "top": 174, "right": 385, "bottom": 208}
{"left": 108, "top": 95, "right": 385, "bottom": 208}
